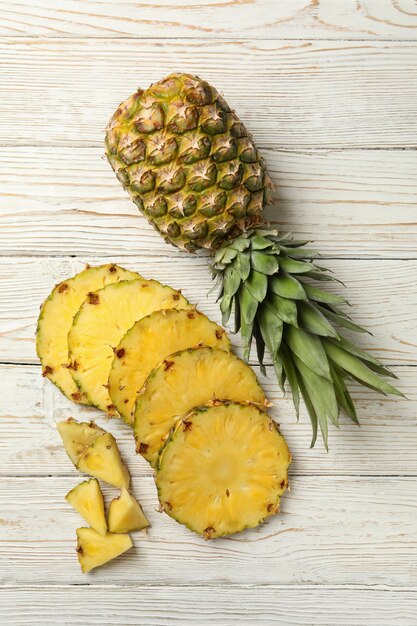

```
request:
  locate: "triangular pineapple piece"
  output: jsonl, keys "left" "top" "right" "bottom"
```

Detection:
{"left": 108, "top": 308, "right": 230, "bottom": 424}
{"left": 77, "top": 432, "right": 130, "bottom": 489}
{"left": 36, "top": 264, "right": 140, "bottom": 404}
{"left": 67, "top": 278, "right": 190, "bottom": 414}
{"left": 66, "top": 479, "right": 107, "bottom": 536}
{"left": 108, "top": 488, "right": 149, "bottom": 533}
{"left": 76, "top": 527, "right": 132, "bottom": 573}
{"left": 57, "top": 418, "right": 105, "bottom": 465}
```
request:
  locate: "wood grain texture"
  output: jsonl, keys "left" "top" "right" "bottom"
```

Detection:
{"left": 1, "top": 0, "right": 417, "bottom": 40}
{"left": 0, "top": 256, "right": 415, "bottom": 365}
{"left": 0, "top": 364, "right": 413, "bottom": 476}
{"left": 1, "top": 39, "right": 417, "bottom": 148}
{"left": 2, "top": 147, "right": 416, "bottom": 258}
{"left": 1, "top": 585, "right": 417, "bottom": 626}
{"left": 1, "top": 475, "right": 416, "bottom": 586}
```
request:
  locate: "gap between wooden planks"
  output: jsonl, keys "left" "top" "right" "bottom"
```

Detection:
{"left": 0, "top": 39, "right": 417, "bottom": 148}
{"left": 1, "top": 0, "right": 417, "bottom": 40}
{"left": 1, "top": 147, "right": 416, "bottom": 259}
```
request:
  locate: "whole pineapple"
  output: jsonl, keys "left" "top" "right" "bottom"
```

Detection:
{"left": 105, "top": 73, "right": 271, "bottom": 252}
{"left": 106, "top": 73, "right": 402, "bottom": 448}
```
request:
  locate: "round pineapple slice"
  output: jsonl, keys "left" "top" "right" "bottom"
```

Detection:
{"left": 134, "top": 347, "right": 267, "bottom": 467}
{"left": 156, "top": 402, "right": 291, "bottom": 539}
{"left": 109, "top": 309, "right": 231, "bottom": 424}
{"left": 68, "top": 279, "right": 189, "bottom": 414}
{"left": 36, "top": 264, "right": 140, "bottom": 404}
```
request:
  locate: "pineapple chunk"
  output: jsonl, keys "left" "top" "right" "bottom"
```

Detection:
{"left": 36, "top": 264, "right": 140, "bottom": 403}
{"left": 57, "top": 418, "right": 105, "bottom": 465}
{"left": 134, "top": 347, "right": 267, "bottom": 467}
{"left": 67, "top": 278, "right": 190, "bottom": 414}
{"left": 108, "top": 308, "right": 230, "bottom": 424}
{"left": 156, "top": 402, "right": 291, "bottom": 539}
{"left": 66, "top": 479, "right": 107, "bottom": 536}
{"left": 108, "top": 488, "right": 149, "bottom": 533}
{"left": 76, "top": 527, "right": 132, "bottom": 573}
{"left": 77, "top": 432, "right": 130, "bottom": 489}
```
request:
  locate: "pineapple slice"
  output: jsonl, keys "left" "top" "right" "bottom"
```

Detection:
{"left": 77, "top": 432, "right": 130, "bottom": 489}
{"left": 108, "top": 308, "right": 230, "bottom": 424}
{"left": 67, "top": 279, "right": 189, "bottom": 414}
{"left": 134, "top": 347, "right": 267, "bottom": 467}
{"left": 57, "top": 418, "right": 105, "bottom": 465}
{"left": 66, "top": 479, "right": 107, "bottom": 536}
{"left": 76, "top": 527, "right": 132, "bottom": 573}
{"left": 37, "top": 264, "right": 140, "bottom": 403}
{"left": 108, "top": 488, "right": 149, "bottom": 533}
{"left": 156, "top": 402, "right": 291, "bottom": 539}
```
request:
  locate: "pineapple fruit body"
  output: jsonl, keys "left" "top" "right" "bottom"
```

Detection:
{"left": 109, "top": 308, "right": 230, "bottom": 424}
{"left": 67, "top": 278, "right": 189, "bottom": 414}
{"left": 105, "top": 73, "right": 272, "bottom": 252}
{"left": 57, "top": 419, "right": 104, "bottom": 466}
{"left": 77, "top": 432, "right": 130, "bottom": 489}
{"left": 66, "top": 479, "right": 107, "bottom": 536}
{"left": 156, "top": 401, "right": 291, "bottom": 538}
{"left": 76, "top": 527, "right": 132, "bottom": 573}
{"left": 108, "top": 488, "right": 149, "bottom": 533}
{"left": 37, "top": 264, "right": 139, "bottom": 403}
{"left": 134, "top": 346, "right": 267, "bottom": 467}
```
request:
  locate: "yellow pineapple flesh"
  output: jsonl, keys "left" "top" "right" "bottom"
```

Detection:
{"left": 156, "top": 402, "right": 291, "bottom": 539}
{"left": 67, "top": 278, "right": 189, "bottom": 414}
{"left": 76, "top": 527, "right": 132, "bottom": 573}
{"left": 108, "top": 488, "right": 149, "bottom": 533}
{"left": 134, "top": 347, "right": 267, "bottom": 467}
{"left": 37, "top": 264, "right": 140, "bottom": 404}
{"left": 57, "top": 419, "right": 105, "bottom": 466}
{"left": 65, "top": 478, "right": 107, "bottom": 536}
{"left": 109, "top": 308, "right": 230, "bottom": 424}
{"left": 77, "top": 432, "right": 130, "bottom": 489}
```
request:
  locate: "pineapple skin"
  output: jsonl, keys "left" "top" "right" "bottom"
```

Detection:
{"left": 105, "top": 73, "right": 272, "bottom": 252}
{"left": 155, "top": 402, "right": 291, "bottom": 539}
{"left": 134, "top": 346, "right": 267, "bottom": 467}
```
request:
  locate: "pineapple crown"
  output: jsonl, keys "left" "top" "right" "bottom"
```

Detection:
{"left": 211, "top": 228, "right": 403, "bottom": 449}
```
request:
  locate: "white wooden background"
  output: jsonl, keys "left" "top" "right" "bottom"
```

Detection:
{"left": 0, "top": 1, "right": 416, "bottom": 624}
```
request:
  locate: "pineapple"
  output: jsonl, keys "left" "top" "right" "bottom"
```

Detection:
{"left": 134, "top": 347, "right": 267, "bottom": 467}
{"left": 108, "top": 308, "right": 230, "bottom": 424}
{"left": 77, "top": 432, "right": 130, "bottom": 489}
{"left": 156, "top": 402, "right": 291, "bottom": 538}
{"left": 105, "top": 73, "right": 271, "bottom": 253}
{"left": 108, "top": 488, "right": 149, "bottom": 533}
{"left": 106, "top": 75, "right": 402, "bottom": 448}
{"left": 67, "top": 278, "right": 189, "bottom": 414}
{"left": 37, "top": 264, "right": 139, "bottom": 404}
{"left": 57, "top": 418, "right": 104, "bottom": 465}
{"left": 76, "top": 527, "right": 132, "bottom": 573}
{"left": 65, "top": 479, "right": 107, "bottom": 536}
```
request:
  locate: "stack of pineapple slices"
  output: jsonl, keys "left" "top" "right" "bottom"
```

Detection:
{"left": 38, "top": 263, "right": 291, "bottom": 551}
{"left": 58, "top": 418, "right": 149, "bottom": 573}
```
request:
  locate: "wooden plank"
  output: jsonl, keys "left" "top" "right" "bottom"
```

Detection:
{"left": 0, "top": 363, "right": 413, "bottom": 476}
{"left": 0, "top": 475, "right": 416, "bottom": 585}
{"left": 1, "top": 39, "right": 417, "bottom": 148}
{"left": 1, "top": 585, "right": 416, "bottom": 626}
{"left": 0, "top": 256, "right": 415, "bottom": 366}
{"left": 1, "top": 1, "right": 417, "bottom": 40}
{"left": 2, "top": 147, "right": 416, "bottom": 258}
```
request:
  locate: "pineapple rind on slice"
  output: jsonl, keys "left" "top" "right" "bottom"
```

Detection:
{"left": 36, "top": 264, "right": 140, "bottom": 404}
{"left": 134, "top": 347, "right": 267, "bottom": 467}
{"left": 77, "top": 432, "right": 130, "bottom": 489}
{"left": 109, "top": 308, "right": 230, "bottom": 424}
{"left": 108, "top": 488, "right": 149, "bottom": 533}
{"left": 76, "top": 527, "right": 132, "bottom": 574}
{"left": 156, "top": 402, "right": 291, "bottom": 539}
{"left": 67, "top": 279, "right": 190, "bottom": 414}
{"left": 66, "top": 478, "right": 107, "bottom": 536}
{"left": 57, "top": 418, "right": 105, "bottom": 466}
